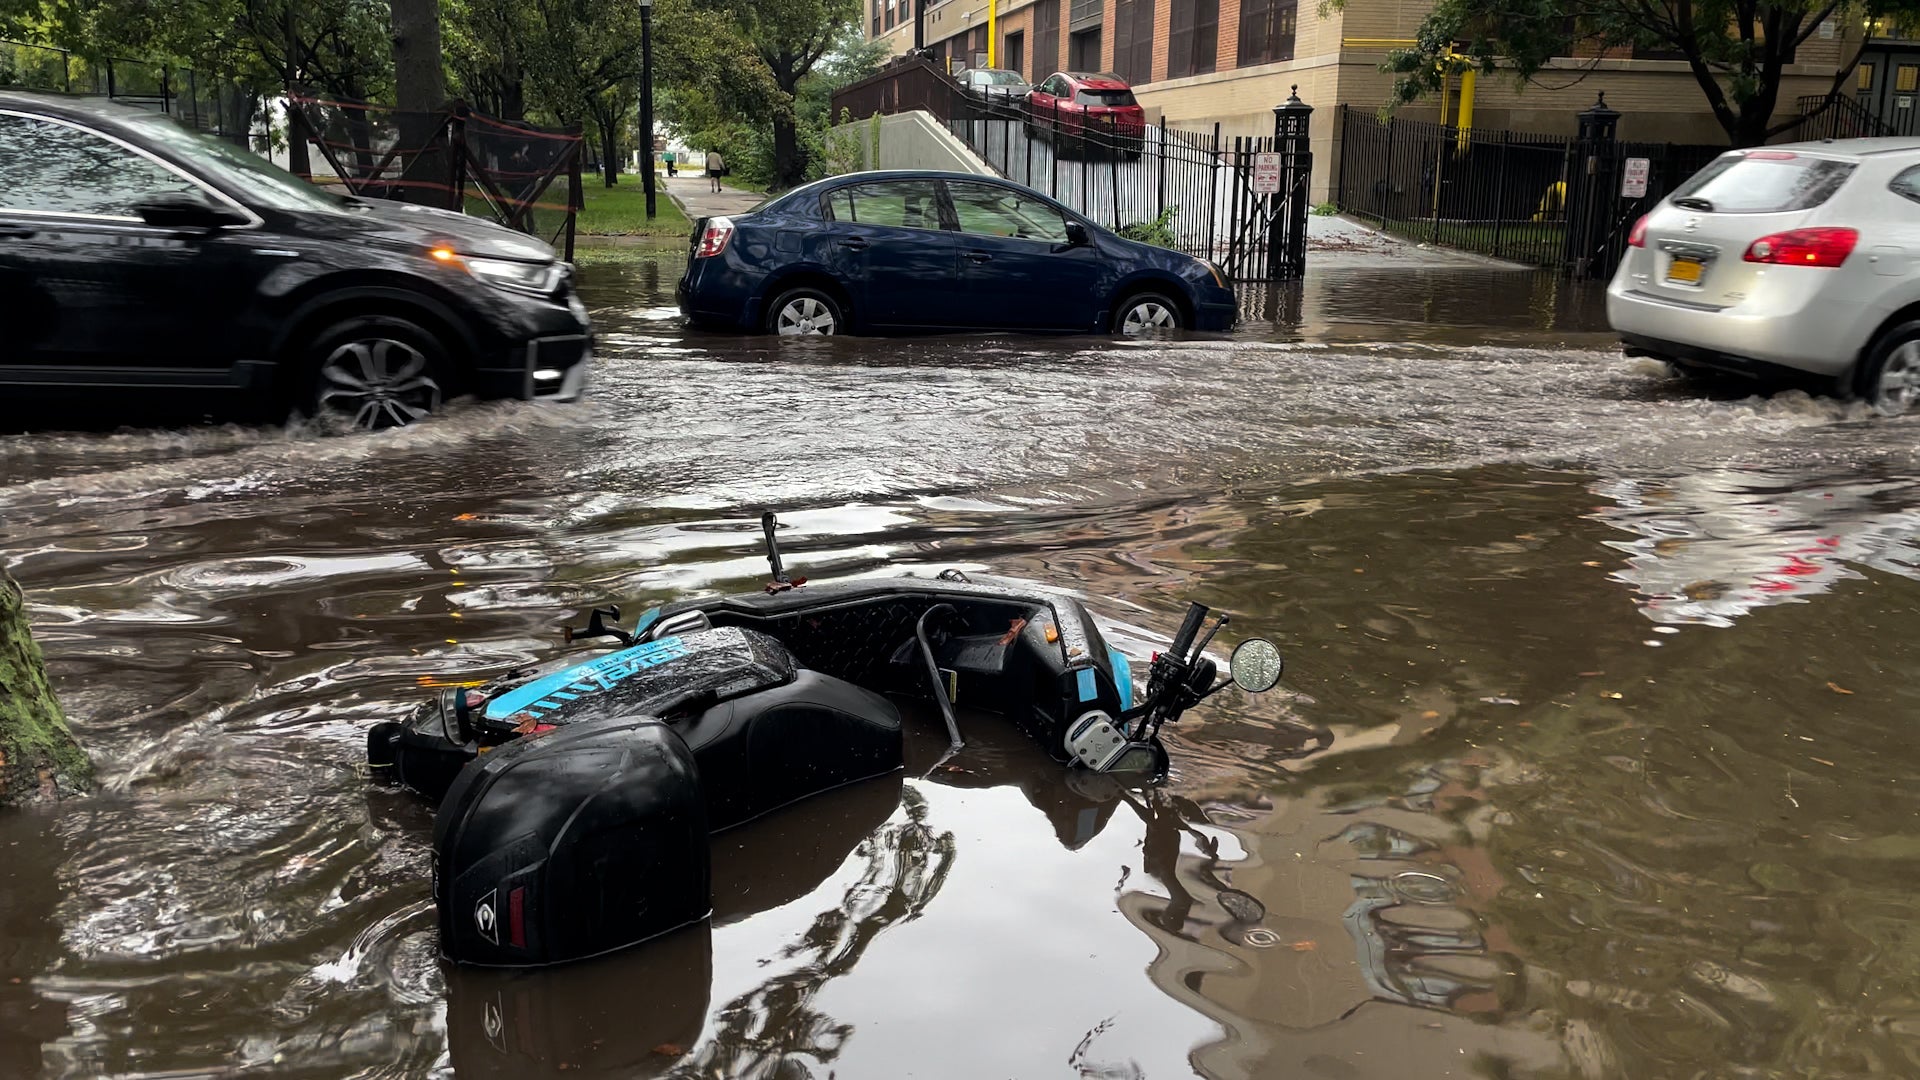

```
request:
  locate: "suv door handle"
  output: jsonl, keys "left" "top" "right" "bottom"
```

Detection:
{"left": 838, "top": 237, "right": 870, "bottom": 250}
{"left": 965, "top": 251, "right": 992, "bottom": 263}
{"left": 0, "top": 225, "right": 36, "bottom": 239}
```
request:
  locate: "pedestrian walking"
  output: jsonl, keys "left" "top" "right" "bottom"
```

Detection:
{"left": 663, "top": 149, "right": 677, "bottom": 178}
{"left": 706, "top": 149, "right": 725, "bottom": 193}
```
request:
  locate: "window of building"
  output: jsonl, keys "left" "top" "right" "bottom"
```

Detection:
{"left": 1860, "top": 64, "right": 1876, "bottom": 91}
{"left": 1901, "top": 64, "right": 1920, "bottom": 92}
{"left": 1069, "top": 27, "right": 1104, "bottom": 73}
{"left": 1111, "top": 0, "right": 1154, "bottom": 84}
{"left": 1033, "top": 0, "right": 1060, "bottom": 80}
{"left": 872, "top": 0, "right": 881, "bottom": 36}
{"left": 1237, "top": 0, "right": 1296, "bottom": 67}
{"left": 1166, "top": 0, "right": 1217, "bottom": 79}
{"left": 1005, "top": 31, "right": 1025, "bottom": 77}
{"left": 885, "top": 0, "right": 896, "bottom": 31}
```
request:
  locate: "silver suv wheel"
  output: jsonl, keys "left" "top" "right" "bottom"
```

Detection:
{"left": 317, "top": 338, "right": 444, "bottom": 430}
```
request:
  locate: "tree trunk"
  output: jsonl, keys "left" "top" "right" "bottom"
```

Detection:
{"left": 390, "top": 0, "right": 449, "bottom": 205}
{"left": 0, "top": 569, "right": 91, "bottom": 807}
{"left": 772, "top": 109, "right": 803, "bottom": 190}
{"left": 596, "top": 108, "right": 619, "bottom": 187}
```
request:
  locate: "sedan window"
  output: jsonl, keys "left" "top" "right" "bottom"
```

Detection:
{"left": 0, "top": 112, "right": 205, "bottom": 219}
{"left": 1891, "top": 165, "right": 1920, "bottom": 206}
{"left": 826, "top": 180, "right": 943, "bottom": 230}
{"left": 946, "top": 183, "right": 1069, "bottom": 243}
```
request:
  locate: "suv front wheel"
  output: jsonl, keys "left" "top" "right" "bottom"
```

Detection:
{"left": 303, "top": 314, "right": 451, "bottom": 430}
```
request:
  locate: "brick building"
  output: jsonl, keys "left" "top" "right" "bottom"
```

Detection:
{"left": 866, "top": 0, "right": 1867, "bottom": 200}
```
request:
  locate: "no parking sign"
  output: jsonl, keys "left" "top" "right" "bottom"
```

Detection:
{"left": 1253, "top": 153, "right": 1282, "bottom": 194}
{"left": 1622, "top": 157, "right": 1651, "bottom": 198}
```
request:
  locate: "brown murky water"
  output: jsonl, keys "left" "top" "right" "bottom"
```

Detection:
{"left": 4, "top": 252, "right": 1920, "bottom": 1078}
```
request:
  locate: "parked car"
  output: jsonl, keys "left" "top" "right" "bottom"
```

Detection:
{"left": 675, "top": 170, "right": 1235, "bottom": 336}
{"left": 1025, "top": 72, "right": 1146, "bottom": 158}
{"left": 0, "top": 91, "right": 592, "bottom": 430}
{"left": 1608, "top": 138, "right": 1920, "bottom": 412}
{"left": 955, "top": 67, "right": 1032, "bottom": 104}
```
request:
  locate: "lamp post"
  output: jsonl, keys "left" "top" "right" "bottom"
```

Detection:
{"left": 640, "top": 0, "right": 656, "bottom": 220}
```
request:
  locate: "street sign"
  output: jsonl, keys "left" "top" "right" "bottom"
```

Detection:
{"left": 1622, "top": 157, "right": 1650, "bottom": 199}
{"left": 1252, "top": 152, "right": 1282, "bottom": 194}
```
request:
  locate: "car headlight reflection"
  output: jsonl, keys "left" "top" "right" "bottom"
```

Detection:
{"left": 464, "top": 255, "right": 564, "bottom": 296}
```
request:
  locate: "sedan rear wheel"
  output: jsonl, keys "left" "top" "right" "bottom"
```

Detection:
{"left": 1859, "top": 321, "right": 1920, "bottom": 416}
{"left": 767, "top": 287, "right": 844, "bottom": 336}
{"left": 1112, "top": 292, "right": 1183, "bottom": 337}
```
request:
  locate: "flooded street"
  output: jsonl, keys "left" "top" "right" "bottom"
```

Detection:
{"left": 6, "top": 251, "right": 1920, "bottom": 1079}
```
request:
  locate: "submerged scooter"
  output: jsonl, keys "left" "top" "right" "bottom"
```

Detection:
{"left": 367, "top": 512, "right": 1284, "bottom": 967}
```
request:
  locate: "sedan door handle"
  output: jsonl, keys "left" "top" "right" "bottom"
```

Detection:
{"left": 965, "top": 251, "right": 993, "bottom": 263}
{"left": 838, "top": 237, "right": 870, "bottom": 250}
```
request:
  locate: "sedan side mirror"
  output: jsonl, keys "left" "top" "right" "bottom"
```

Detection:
{"left": 133, "top": 194, "right": 249, "bottom": 230}
{"left": 1064, "top": 222, "right": 1089, "bottom": 247}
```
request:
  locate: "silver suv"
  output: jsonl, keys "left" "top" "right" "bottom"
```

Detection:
{"left": 1607, "top": 138, "right": 1920, "bottom": 412}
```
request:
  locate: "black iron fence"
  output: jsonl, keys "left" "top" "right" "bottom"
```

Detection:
{"left": 1794, "top": 93, "right": 1899, "bottom": 139}
{"left": 1335, "top": 105, "right": 1725, "bottom": 279}
{"left": 830, "top": 61, "right": 1311, "bottom": 281}
{"left": 0, "top": 39, "right": 261, "bottom": 145}
{"left": 1336, "top": 108, "right": 1574, "bottom": 267}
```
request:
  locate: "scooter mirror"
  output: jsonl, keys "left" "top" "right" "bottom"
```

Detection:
{"left": 1229, "top": 638, "right": 1284, "bottom": 693}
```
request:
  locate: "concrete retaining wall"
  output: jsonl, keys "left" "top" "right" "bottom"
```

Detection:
{"left": 828, "top": 111, "right": 997, "bottom": 177}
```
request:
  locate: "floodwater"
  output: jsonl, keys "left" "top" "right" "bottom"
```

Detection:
{"left": 4, "top": 251, "right": 1920, "bottom": 1079}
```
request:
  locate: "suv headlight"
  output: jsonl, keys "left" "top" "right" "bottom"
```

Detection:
{"left": 466, "top": 256, "right": 564, "bottom": 296}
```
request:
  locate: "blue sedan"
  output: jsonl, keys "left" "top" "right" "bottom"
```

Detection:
{"left": 675, "top": 170, "right": 1237, "bottom": 336}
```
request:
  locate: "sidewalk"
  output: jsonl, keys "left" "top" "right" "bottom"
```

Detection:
{"left": 660, "top": 173, "right": 763, "bottom": 219}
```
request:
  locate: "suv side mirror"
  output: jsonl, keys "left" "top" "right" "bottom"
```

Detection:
{"left": 1064, "top": 222, "right": 1089, "bottom": 247}
{"left": 134, "top": 194, "right": 249, "bottom": 230}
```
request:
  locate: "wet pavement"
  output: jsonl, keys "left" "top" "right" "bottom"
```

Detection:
{"left": 4, "top": 251, "right": 1920, "bottom": 1079}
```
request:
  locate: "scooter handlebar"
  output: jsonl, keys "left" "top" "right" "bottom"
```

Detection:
{"left": 1168, "top": 602, "right": 1209, "bottom": 662}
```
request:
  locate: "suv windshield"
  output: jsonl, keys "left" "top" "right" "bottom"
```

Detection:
{"left": 1668, "top": 152, "right": 1856, "bottom": 214}
{"left": 125, "top": 113, "right": 352, "bottom": 214}
{"left": 1074, "top": 89, "right": 1136, "bottom": 106}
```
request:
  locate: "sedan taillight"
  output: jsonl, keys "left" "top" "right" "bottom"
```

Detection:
{"left": 696, "top": 216, "right": 734, "bottom": 258}
{"left": 1743, "top": 227, "right": 1857, "bottom": 268}
{"left": 1628, "top": 215, "right": 1648, "bottom": 248}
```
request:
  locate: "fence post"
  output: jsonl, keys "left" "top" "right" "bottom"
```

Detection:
{"left": 1272, "top": 86, "right": 1313, "bottom": 281}
{"left": 1207, "top": 122, "right": 1220, "bottom": 260}
{"left": 1566, "top": 91, "right": 1620, "bottom": 278}
{"left": 1377, "top": 117, "right": 1397, "bottom": 224}
{"left": 1491, "top": 130, "right": 1509, "bottom": 260}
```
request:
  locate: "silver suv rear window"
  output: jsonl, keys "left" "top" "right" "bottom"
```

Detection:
{"left": 1668, "top": 152, "right": 1855, "bottom": 213}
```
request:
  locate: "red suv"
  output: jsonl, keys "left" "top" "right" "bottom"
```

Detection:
{"left": 1025, "top": 72, "right": 1145, "bottom": 159}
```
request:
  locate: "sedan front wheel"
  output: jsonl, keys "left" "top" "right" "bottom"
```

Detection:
{"left": 1112, "top": 292, "right": 1183, "bottom": 337}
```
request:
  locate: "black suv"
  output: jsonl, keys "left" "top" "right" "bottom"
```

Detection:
{"left": 0, "top": 92, "right": 592, "bottom": 430}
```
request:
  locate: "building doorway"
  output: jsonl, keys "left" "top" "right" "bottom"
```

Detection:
{"left": 1068, "top": 28, "right": 1101, "bottom": 72}
{"left": 1857, "top": 44, "right": 1920, "bottom": 135}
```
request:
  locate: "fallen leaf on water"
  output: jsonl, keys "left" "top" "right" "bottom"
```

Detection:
{"left": 1602, "top": 691, "right": 1624, "bottom": 700}
{"left": 1353, "top": 568, "right": 1365, "bottom": 574}
{"left": 652, "top": 1044, "right": 685, "bottom": 1057}
{"left": 1421, "top": 710, "right": 1440, "bottom": 720}
{"left": 1290, "top": 940, "right": 1317, "bottom": 952}
{"left": 1518, "top": 721, "right": 1534, "bottom": 728}
{"left": 1582, "top": 561, "right": 1603, "bottom": 568}
{"left": 1579, "top": 671, "right": 1603, "bottom": 677}
{"left": 1811, "top": 757, "right": 1837, "bottom": 767}
{"left": 454, "top": 513, "right": 477, "bottom": 521}
{"left": 1827, "top": 682, "right": 1855, "bottom": 695}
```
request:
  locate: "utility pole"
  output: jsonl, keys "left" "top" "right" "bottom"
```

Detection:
{"left": 640, "top": 0, "right": 657, "bottom": 219}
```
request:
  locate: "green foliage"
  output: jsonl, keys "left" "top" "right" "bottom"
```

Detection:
{"left": 820, "top": 106, "right": 865, "bottom": 175}
{"left": 1312, "top": 202, "right": 1337, "bottom": 216}
{"left": 1350, "top": 0, "right": 1912, "bottom": 146}
{"left": 1117, "top": 206, "right": 1179, "bottom": 248}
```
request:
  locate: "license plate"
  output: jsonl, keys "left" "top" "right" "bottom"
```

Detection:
{"left": 1667, "top": 258, "right": 1704, "bottom": 284}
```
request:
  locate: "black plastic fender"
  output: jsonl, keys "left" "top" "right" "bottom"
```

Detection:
{"left": 432, "top": 718, "right": 710, "bottom": 967}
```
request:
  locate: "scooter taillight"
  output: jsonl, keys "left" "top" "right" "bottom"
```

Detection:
{"left": 696, "top": 216, "right": 734, "bottom": 258}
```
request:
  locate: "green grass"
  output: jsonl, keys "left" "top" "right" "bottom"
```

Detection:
{"left": 576, "top": 174, "right": 693, "bottom": 237}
